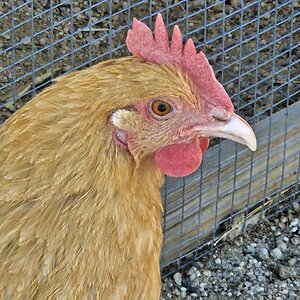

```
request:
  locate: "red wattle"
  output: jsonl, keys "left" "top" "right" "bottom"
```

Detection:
{"left": 154, "top": 138, "right": 209, "bottom": 177}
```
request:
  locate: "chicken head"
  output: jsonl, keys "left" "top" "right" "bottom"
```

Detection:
{"left": 111, "top": 14, "right": 256, "bottom": 177}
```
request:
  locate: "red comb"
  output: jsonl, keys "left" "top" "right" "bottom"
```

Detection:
{"left": 126, "top": 14, "right": 234, "bottom": 112}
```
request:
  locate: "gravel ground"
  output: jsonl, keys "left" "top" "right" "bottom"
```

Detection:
{"left": 161, "top": 201, "right": 300, "bottom": 299}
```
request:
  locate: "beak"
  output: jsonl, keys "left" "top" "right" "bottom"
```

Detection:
{"left": 193, "top": 113, "right": 257, "bottom": 151}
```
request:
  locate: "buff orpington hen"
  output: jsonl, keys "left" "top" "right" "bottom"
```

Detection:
{"left": 0, "top": 14, "right": 256, "bottom": 299}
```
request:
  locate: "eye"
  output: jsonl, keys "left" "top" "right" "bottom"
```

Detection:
{"left": 151, "top": 100, "right": 172, "bottom": 117}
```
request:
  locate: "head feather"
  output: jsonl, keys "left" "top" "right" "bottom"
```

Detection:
{"left": 126, "top": 14, "right": 234, "bottom": 113}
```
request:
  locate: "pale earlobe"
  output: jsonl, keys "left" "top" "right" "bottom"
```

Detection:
{"left": 111, "top": 109, "right": 141, "bottom": 132}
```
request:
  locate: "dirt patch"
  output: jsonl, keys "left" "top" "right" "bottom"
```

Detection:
{"left": 1, "top": 0, "right": 299, "bottom": 125}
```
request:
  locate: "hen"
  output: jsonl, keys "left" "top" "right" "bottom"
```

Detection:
{"left": 0, "top": 14, "right": 256, "bottom": 299}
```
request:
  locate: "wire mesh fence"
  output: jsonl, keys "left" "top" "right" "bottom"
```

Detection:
{"left": 0, "top": 0, "right": 299, "bottom": 275}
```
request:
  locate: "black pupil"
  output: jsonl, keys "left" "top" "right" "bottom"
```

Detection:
{"left": 157, "top": 103, "right": 167, "bottom": 112}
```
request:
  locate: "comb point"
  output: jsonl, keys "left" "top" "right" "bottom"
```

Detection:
{"left": 171, "top": 25, "right": 183, "bottom": 59}
{"left": 154, "top": 13, "right": 169, "bottom": 51}
{"left": 184, "top": 38, "right": 197, "bottom": 57}
{"left": 156, "top": 13, "right": 163, "bottom": 24}
{"left": 126, "top": 17, "right": 155, "bottom": 60}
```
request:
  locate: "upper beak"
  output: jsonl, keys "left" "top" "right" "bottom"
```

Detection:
{"left": 193, "top": 113, "right": 257, "bottom": 151}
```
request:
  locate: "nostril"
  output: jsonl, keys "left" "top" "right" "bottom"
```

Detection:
{"left": 212, "top": 114, "right": 230, "bottom": 122}
{"left": 208, "top": 108, "right": 232, "bottom": 122}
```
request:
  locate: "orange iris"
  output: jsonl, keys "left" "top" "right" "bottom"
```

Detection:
{"left": 151, "top": 100, "right": 172, "bottom": 116}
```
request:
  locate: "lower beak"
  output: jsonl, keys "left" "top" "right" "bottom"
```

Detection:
{"left": 193, "top": 113, "right": 257, "bottom": 151}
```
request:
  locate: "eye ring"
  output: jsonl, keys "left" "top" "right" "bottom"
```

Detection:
{"left": 151, "top": 100, "right": 173, "bottom": 117}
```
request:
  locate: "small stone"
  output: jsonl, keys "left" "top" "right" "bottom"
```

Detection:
{"left": 220, "top": 282, "right": 228, "bottom": 290}
{"left": 257, "top": 247, "right": 269, "bottom": 260}
{"left": 246, "top": 244, "right": 255, "bottom": 254}
{"left": 264, "top": 271, "right": 271, "bottom": 277}
{"left": 180, "top": 287, "right": 187, "bottom": 298}
{"left": 278, "top": 281, "right": 287, "bottom": 289}
{"left": 280, "top": 216, "right": 288, "bottom": 223}
{"left": 257, "top": 275, "right": 266, "bottom": 283}
{"left": 278, "top": 222, "right": 285, "bottom": 230}
{"left": 292, "top": 202, "right": 300, "bottom": 212}
{"left": 227, "top": 291, "right": 233, "bottom": 297}
{"left": 254, "top": 261, "right": 262, "bottom": 268}
{"left": 290, "top": 236, "right": 300, "bottom": 245}
{"left": 194, "top": 262, "right": 203, "bottom": 269}
{"left": 255, "top": 286, "right": 264, "bottom": 293}
{"left": 282, "top": 289, "right": 289, "bottom": 295}
{"left": 91, "top": 17, "right": 99, "bottom": 24}
{"left": 290, "top": 227, "right": 298, "bottom": 233}
{"left": 289, "top": 291, "right": 298, "bottom": 298}
{"left": 230, "top": 0, "right": 241, "bottom": 8}
{"left": 199, "top": 282, "right": 206, "bottom": 291}
{"left": 173, "top": 272, "right": 182, "bottom": 286}
{"left": 288, "top": 258, "right": 297, "bottom": 266}
{"left": 277, "top": 240, "right": 287, "bottom": 252}
{"left": 190, "top": 293, "right": 198, "bottom": 298}
{"left": 189, "top": 273, "right": 197, "bottom": 281}
{"left": 202, "top": 269, "right": 211, "bottom": 277}
{"left": 290, "top": 245, "right": 300, "bottom": 256}
{"left": 283, "top": 236, "right": 289, "bottom": 242}
{"left": 187, "top": 266, "right": 197, "bottom": 276}
{"left": 39, "top": 37, "right": 47, "bottom": 46}
{"left": 277, "top": 265, "right": 297, "bottom": 279}
{"left": 270, "top": 248, "right": 283, "bottom": 260}
{"left": 225, "top": 5, "right": 234, "bottom": 14}
{"left": 188, "top": 280, "right": 198, "bottom": 290}
{"left": 290, "top": 218, "right": 299, "bottom": 227}
{"left": 20, "top": 36, "right": 31, "bottom": 45}
{"left": 245, "top": 281, "right": 252, "bottom": 288}
{"left": 215, "top": 258, "right": 221, "bottom": 265}
{"left": 174, "top": 288, "right": 180, "bottom": 296}
{"left": 2, "top": 34, "right": 10, "bottom": 40}
{"left": 274, "top": 231, "right": 281, "bottom": 237}
{"left": 227, "top": 82, "right": 234, "bottom": 89}
{"left": 250, "top": 258, "right": 258, "bottom": 264}
{"left": 73, "top": 7, "right": 81, "bottom": 13}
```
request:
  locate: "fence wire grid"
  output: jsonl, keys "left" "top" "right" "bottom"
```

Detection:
{"left": 0, "top": 0, "right": 299, "bottom": 275}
